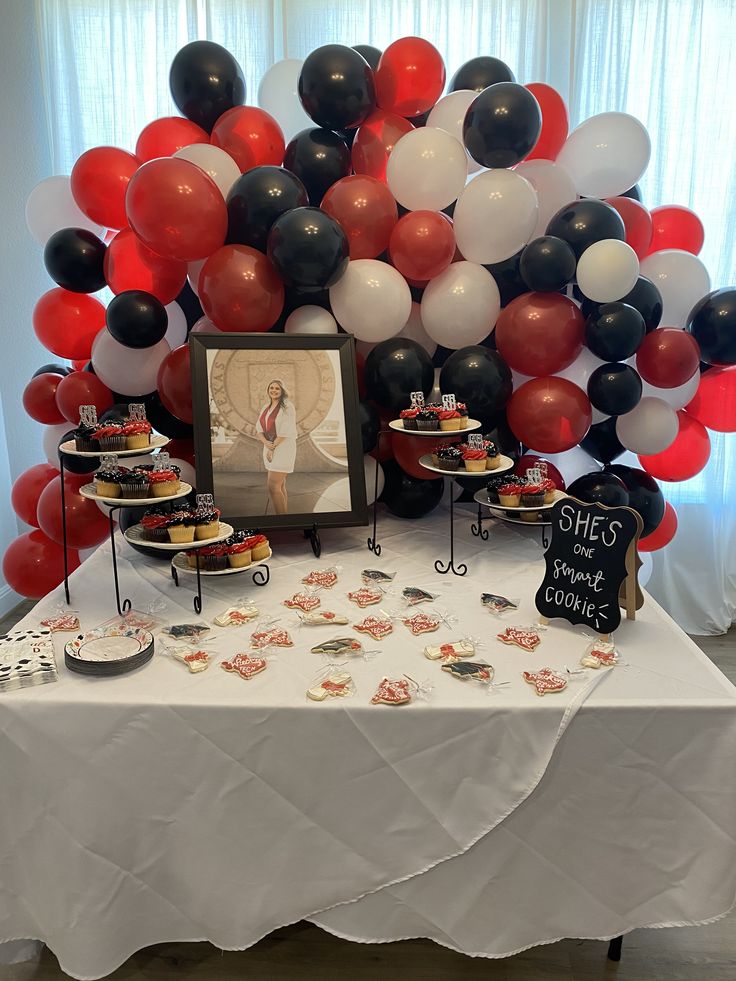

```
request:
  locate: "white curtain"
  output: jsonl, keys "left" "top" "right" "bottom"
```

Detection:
{"left": 33, "top": 0, "right": 736, "bottom": 632}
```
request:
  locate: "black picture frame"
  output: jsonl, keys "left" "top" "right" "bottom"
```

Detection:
{"left": 190, "top": 332, "right": 368, "bottom": 532}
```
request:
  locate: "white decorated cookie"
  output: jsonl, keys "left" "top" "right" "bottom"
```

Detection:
{"left": 307, "top": 670, "right": 353, "bottom": 701}
{"left": 300, "top": 611, "right": 349, "bottom": 625}
{"left": 172, "top": 649, "right": 211, "bottom": 673}
{"left": 213, "top": 605, "right": 259, "bottom": 627}
{"left": 424, "top": 639, "right": 475, "bottom": 661}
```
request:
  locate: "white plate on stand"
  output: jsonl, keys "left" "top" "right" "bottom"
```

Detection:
{"left": 389, "top": 419, "right": 482, "bottom": 436}
{"left": 419, "top": 454, "right": 515, "bottom": 477}
{"left": 59, "top": 435, "right": 170, "bottom": 457}
{"left": 79, "top": 482, "right": 192, "bottom": 506}
{"left": 171, "top": 548, "right": 272, "bottom": 577}
{"left": 123, "top": 522, "right": 234, "bottom": 551}
{"left": 474, "top": 488, "right": 567, "bottom": 512}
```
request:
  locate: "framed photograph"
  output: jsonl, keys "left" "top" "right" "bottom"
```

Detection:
{"left": 190, "top": 333, "right": 368, "bottom": 531}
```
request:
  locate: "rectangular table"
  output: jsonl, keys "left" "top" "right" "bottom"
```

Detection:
{"left": 1, "top": 512, "right": 734, "bottom": 980}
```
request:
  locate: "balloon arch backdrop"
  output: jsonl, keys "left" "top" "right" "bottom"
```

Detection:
{"left": 7, "top": 37, "right": 736, "bottom": 598}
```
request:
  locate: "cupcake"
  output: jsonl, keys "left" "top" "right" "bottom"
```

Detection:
{"left": 94, "top": 465, "right": 128, "bottom": 498}
{"left": 399, "top": 407, "right": 420, "bottom": 431}
{"left": 462, "top": 446, "right": 488, "bottom": 472}
{"left": 484, "top": 440, "right": 501, "bottom": 470}
{"left": 167, "top": 509, "right": 196, "bottom": 544}
{"left": 541, "top": 478, "right": 557, "bottom": 505}
{"left": 416, "top": 408, "right": 439, "bottom": 431}
{"left": 521, "top": 484, "right": 546, "bottom": 507}
{"left": 456, "top": 402, "right": 469, "bottom": 429}
{"left": 498, "top": 482, "right": 523, "bottom": 507}
{"left": 436, "top": 446, "right": 462, "bottom": 471}
{"left": 140, "top": 508, "right": 174, "bottom": 542}
{"left": 186, "top": 550, "right": 200, "bottom": 570}
{"left": 430, "top": 443, "right": 443, "bottom": 467}
{"left": 194, "top": 505, "right": 221, "bottom": 540}
{"left": 246, "top": 533, "right": 271, "bottom": 561}
{"left": 486, "top": 476, "right": 506, "bottom": 504}
{"left": 225, "top": 536, "right": 252, "bottom": 569}
{"left": 94, "top": 423, "right": 127, "bottom": 452}
{"left": 122, "top": 419, "right": 153, "bottom": 450}
{"left": 200, "top": 544, "right": 228, "bottom": 571}
{"left": 147, "top": 466, "right": 182, "bottom": 498}
{"left": 438, "top": 408, "right": 462, "bottom": 432}
{"left": 119, "top": 470, "right": 151, "bottom": 499}
{"left": 520, "top": 511, "right": 540, "bottom": 522}
{"left": 72, "top": 424, "right": 99, "bottom": 453}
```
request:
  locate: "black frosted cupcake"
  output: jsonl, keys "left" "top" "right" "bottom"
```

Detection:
{"left": 72, "top": 424, "right": 99, "bottom": 452}
{"left": 416, "top": 408, "right": 439, "bottom": 431}
{"left": 119, "top": 470, "right": 151, "bottom": 499}
{"left": 486, "top": 476, "right": 507, "bottom": 504}
{"left": 437, "top": 446, "right": 462, "bottom": 471}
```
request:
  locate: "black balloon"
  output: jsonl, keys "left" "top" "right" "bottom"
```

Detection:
{"left": 546, "top": 199, "right": 625, "bottom": 259}
{"left": 267, "top": 207, "right": 349, "bottom": 290}
{"left": 519, "top": 236, "right": 576, "bottom": 293}
{"left": 169, "top": 40, "right": 245, "bottom": 133}
{"left": 485, "top": 250, "right": 528, "bottom": 306}
{"left": 352, "top": 44, "right": 382, "bottom": 70}
{"left": 685, "top": 288, "right": 736, "bottom": 366}
{"left": 227, "top": 166, "right": 309, "bottom": 253}
{"left": 604, "top": 464, "right": 665, "bottom": 537}
{"left": 440, "top": 346, "right": 512, "bottom": 418}
{"left": 568, "top": 471, "right": 630, "bottom": 508}
{"left": 463, "top": 82, "right": 541, "bottom": 168}
{"left": 298, "top": 44, "right": 376, "bottom": 130}
{"left": 143, "top": 392, "right": 194, "bottom": 439}
{"left": 449, "top": 56, "right": 515, "bottom": 92}
{"left": 33, "top": 363, "right": 72, "bottom": 379}
{"left": 364, "top": 339, "right": 434, "bottom": 413}
{"left": 57, "top": 429, "right": 99, "bottom": 475}
{"left": 587, "top": 363, "right": 642, "bottom": 416}
{"left": 358, "top": 400, "right": 380, "bottom": 453}
{"left": 106, "top": 290, "right": 168, "bottom": 349}
{"left": 43, "top": 227, "right": 106, "bottom": 293}
{"left": 580, "top": 416, "right": 626, "bottom": 464}
{"left": 283, "top": 128, "right": 352, "bottom": 206}
{"left": 408, "top": 109, "right": 431, "bottom": 128}
{"left": 585, "top": 302, "right": 646, "bottom": 361}
{"left": 583, "top": 276, "right": 663, "bottom": 333}
{"left": 176, "top": 280, "right": 204, "bottom": 329}
{"left": 380, "top": 461, "right": 444, "bottom": 519}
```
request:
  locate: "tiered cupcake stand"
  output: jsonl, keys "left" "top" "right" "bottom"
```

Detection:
{"left": 471, "top": 488, "right": 569, "bottom": 549}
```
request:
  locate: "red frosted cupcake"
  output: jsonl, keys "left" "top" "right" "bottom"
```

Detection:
{"left": 540, "top": 478, "right": 557, "bottom": 505}
{"left": 122, "top": 419, "right": 152, "bottom": 450}
{"left": 521, "top": 484, "right": 546, "bottom": 507}
{"left": 461, "top": 446, "right": 488, "bottom": 471}
{"left": 94, "top": 423, "right": 127, "bottom": 451}
{"left": 498, "top": 482, "right": 523, "bottom": 507}
{"left": 439, "top": 408, "right": 462, "bottom": 431}
{"left": 400, "top": 407, "right": 419, "bottom": 430}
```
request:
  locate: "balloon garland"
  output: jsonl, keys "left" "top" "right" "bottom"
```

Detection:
{"left": 7, "top": 37, "right": 736, "bottom": 599}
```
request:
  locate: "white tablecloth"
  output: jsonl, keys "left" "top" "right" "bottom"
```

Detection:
{"left": 1, "top": 509, "right": 734, "bottom": 979}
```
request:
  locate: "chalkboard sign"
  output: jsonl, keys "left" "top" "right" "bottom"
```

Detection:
{"left": 535, "top": 498, "right": 643, "bottom": 635}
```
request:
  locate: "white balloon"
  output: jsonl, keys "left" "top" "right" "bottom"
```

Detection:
{"left": 190, "top": 315, "right": 219, "bottom": 334}
{"left": 164, "top": 302, "right": 188, "bottom": 349}
{"left": 527, "top": 445, "right": 599, "bottom": 487}
{"left": 555, "top": 347, "right": 605, "bottom": 391}
{"left": 25, "top": 175, "right": 103, "bottom": 246}
{"left": 421, "top": 261, "right": 500, "bottom": 349}
{"left": 91, "top": 331, "right": 171, "bottom": 396}
{"left": 284, "top": 306, "right": 338, "bottom": 335}
{"left": 173, "top": 144, "right": 240, "bottom": 199}
{"left": 364, "top": 455, "right": 385, "bottom": 506}
{"left": 615, "top": 397, "right": 679, "bottom": 455}
{"left": 386, "top": 127, "right": 467, "bottom": 212}
{"left": 576, "top": 240, "right": 640, "bottom": 303}
{"left": 187, "top": 258, "right": 206, "bottom": 295}
{"left": 640, "top": 250, "right": 711, "bottom": 327}
{"left": 557, "top": 112, "right": 651, "bottom": 197}
{"left": 638, "top": 549, "right": 653, "bottom": 588}
{"left": 397, "top": 302, "right": 437, "bottom": 357}
{"left": 258, "top": 59, "right": 313, "bottom": 142}
{"left": 426, "top": 90, "right": 482, "bottom": 175}
{"left": 330, "top": 260, "right": 411, "bottom": 342}
{"left": 514, "top": 159, "right": 577, "bottom": 240}
{"left": 453, "top": 170, "right": 538, "bottom": 264}
{"left": 640, "top": 370, "right": 699, "bottom": 410}
{"left": 43, "top": 423, "right": 74, "bottom": 466}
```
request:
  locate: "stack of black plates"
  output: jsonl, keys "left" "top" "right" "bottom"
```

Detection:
{"left": 64, "top": 627, "right": 154, "bottom": 677}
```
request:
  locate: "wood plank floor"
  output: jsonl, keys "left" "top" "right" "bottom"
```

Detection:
{"left": 1, "top": 602, "right": 734, "bottom": 981}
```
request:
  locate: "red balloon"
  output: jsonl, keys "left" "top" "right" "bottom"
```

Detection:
{"left": 495, "top": 293, "right": 585, "bottom": 377}
{"left": 375, "top": 37, "right": 445, "bottom": 117}
{"left": 638, "top": 410, "right": 710, "bottom": 481}
{"left": 2, "top": 530, "right": 80, "bottom": 599}
{"left": 389, "top": 210, "right": 455, "bottom": 281}
{"left": 23, "top": 373, "right": 66, "bottom": 424}
{"left": 199, "top": 245, "right": 284, "bottom": 332}
{"left": 648, "top": 206, "right": 704, "bottom": 256}
{"left": 157, "top": 344, "right": 193, "bottom": 424}
{"left": 11, "top": 463, "right": 59, "bottom": 527}
{"left": 33, "top": 289, "right": 106, "bottom": 361}
{"left": 322, "top": 175, "right": 398, "bottom": 259}
{"left": 524, "top": 83, "right": 569, "bottom": 161}
{"left": 604, "top": 196, "right": 653, "bottom": 259}
{"left": 104, "top": 228, "right": 187, "bottom": 303}
{"left": 636, "top": 328, "right": 701, "bottom": 388}
{"left": 55, "top": 371, "right": 114, "bottom": 424}
{"left": 125, "top": 157, "right": 228, "bottom": 261}
{"left": 166, "top": 438, "right": 196, "bottom": 467}
{"left": 352, "top": 110, "right": 414, "bottom": 181}
{"left": 507, "top": 377, "right": 592, "bottom": 453}
{"left": 638, "top": 501, "right": 677, "bottom": 552}
{"left": 37, "top": 474, "right": 110, "bottom": 549}
{"left": 513, "top": 453, "right": 565, "bottom": 490}
{"left": 392, "top": 432, "right": 449, "bottom": 480}
{"left": 686, "top": 366, "right": 736, "bottom": 432}
{"left": 71, "top": 146, "right": 139, "bottom": 229}
{"left": 210, "top": 106, "right": 285, "bottom": 172}
{"left": 135, "top": 116, "right": 209, "bottom": 162}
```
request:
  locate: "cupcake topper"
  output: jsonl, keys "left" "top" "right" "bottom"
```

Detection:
{"left": 79, "top": 405, "right": 98, "bottom": 427}
{"left": 467, "top": 433, "right": 484, "bottom": 449}
{"left": 526, "top": 466, "right": 543, "bottom": 484}
{"left": 196, "top": 493, "right": 215, "bottom": 510}
{"left": 536, "top": 460, "right": 549, "bottom": 478}
{"left": 128, "top": 403, "right": 147, "bottom": 421}
{"left": 153, "top": 451, "right": 171, "bottom": 471}
{"left": 441, "top": 393, "right": 457, "bottom": 410}
{"left": 100, "top": 454, "right": 119, "bottom": 469}
{"left": 410, "top": 391, "right": 425, "bottom": 407}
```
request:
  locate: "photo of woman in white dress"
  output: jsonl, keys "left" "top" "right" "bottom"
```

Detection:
{"left": 255, "top": 380, "right": 297, "bottom": 514}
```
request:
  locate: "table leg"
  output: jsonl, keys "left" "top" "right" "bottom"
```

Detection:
{"left": 434, "top": 480, "right": 468, "bottom": 577}
{"left": 607, "top": 935, "right": 623, "bottom": 961}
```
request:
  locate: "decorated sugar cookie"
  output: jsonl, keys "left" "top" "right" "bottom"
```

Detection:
{"left": 353, "top": 615, "right": 393, "bottom": 641}
{"left": 40, "top": 613, "right": 80, "bottom": 632}
{"left": 283, "top": 593, "right": 321, "bottom": 613}
{"left": 165, "top": 623, "right": 210, "bottom": 641}
{"left": 580, "top": 640, "right": 620, "bottom": 668}
{"left": 302, "top": 569, "right": 338, "bottom": 589}
{"left": 361, "top": 569, "right": 395, "bottom": 584}
{"left": 221, "top": 653, "right": 267, "bottom": 681}
{"left": 441, "top": 661, "right": 494, "bottom": 682}
{"left": 402, "top": 586, "right": 437, "bottom": 606}
{"left": 250, "top": 628, "right": 293, "bottom": 649}
{"left": 310, "top": 637, "right": 363, "bottom": 656}
{"left": 481, "top": 593, "right": 518, "bottom": 614}
{"left": 424, "top": 640, "right": 475, "bottom": 661}
{"left": 172, "top": 649, "right": 211, "bottom": 673}
{"left": 348, "top": 586, "right": 383, "bottom": 608}
{"left": 307, "top": 670, "right": 354, "bottom": 701}
{"left": 497, "top": 626, "right": 541, "bottom": 652}
{"left": 402, "top": 612, "right": 441, "bottom": 635}
{"left": 371, "top": 677, "right": 412, "bottom": 705}
{"left": 523, "top": 668, "right": 567, "bottom": 696}
{"left": 300, "top": 611, "right": 350, "bottom": 625}
{"left": 213, "top": 605, "right": 259, "bottom": 627}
